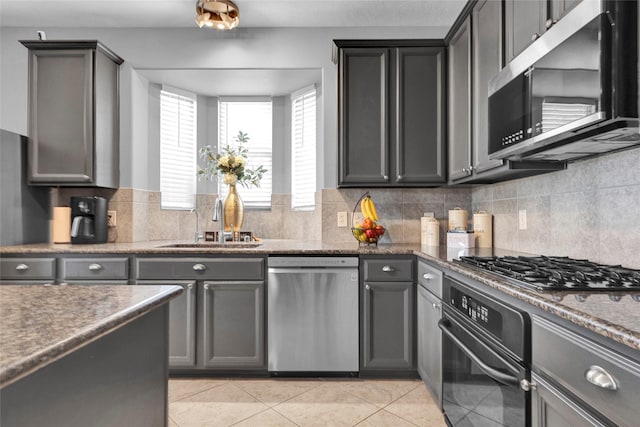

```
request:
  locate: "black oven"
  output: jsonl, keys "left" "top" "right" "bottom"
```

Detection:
{"left": 488, "top": 0, "right": 638, "bottom": 162}
{"left": 440, "top": 277, "right": 530, "bottom": 427}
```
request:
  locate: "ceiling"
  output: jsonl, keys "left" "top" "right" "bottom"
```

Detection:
{"left": 0, "top": 0, "right": 466, "bottom": 29}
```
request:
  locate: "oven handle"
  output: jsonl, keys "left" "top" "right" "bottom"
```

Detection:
{"left": 438, "top": 318, "right": 520, "bottom": 386}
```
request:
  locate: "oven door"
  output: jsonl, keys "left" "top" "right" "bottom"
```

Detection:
{"left": 439, "top": 308, "right": 529, "bottom": 427}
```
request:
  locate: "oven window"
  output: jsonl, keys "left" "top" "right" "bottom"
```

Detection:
{"left": 441, "top": 314, "right": 526, "bottom": 427}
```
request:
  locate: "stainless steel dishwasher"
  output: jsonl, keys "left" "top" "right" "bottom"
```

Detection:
{"left": 267, "top": 256, "right": 359, "bottom": 374}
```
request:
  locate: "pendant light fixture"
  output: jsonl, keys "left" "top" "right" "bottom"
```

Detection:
{"left": 195, "top": 0, "right": 240, "bottom": 30}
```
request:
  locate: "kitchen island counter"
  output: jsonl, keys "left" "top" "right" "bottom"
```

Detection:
{"left": 0, "top": 284, "right": 182, "bottom": 387}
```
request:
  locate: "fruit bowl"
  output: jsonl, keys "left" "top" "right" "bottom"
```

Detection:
{"left": 352, "top": 226, "right": 385, "bottom": 245}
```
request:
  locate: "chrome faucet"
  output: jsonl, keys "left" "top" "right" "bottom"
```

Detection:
{"left": 212, "top": 197, "right": 226, "bottom": 244}
{"left": 190, "top": 208, "right": 203, "bottom": 243}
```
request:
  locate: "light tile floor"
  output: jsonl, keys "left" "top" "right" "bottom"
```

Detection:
{"left": 168, "top": 377, "right": 447, "bottom": 427}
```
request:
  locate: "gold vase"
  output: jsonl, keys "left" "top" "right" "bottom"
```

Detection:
{"left": 223, "top": 184, "right": 244, "bottom": 232}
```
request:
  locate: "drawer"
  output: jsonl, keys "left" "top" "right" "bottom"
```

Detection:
{"left": 60, "top": 257, "right": 129, "bottom": 280}
{"left": 417, "top": 260, "right": 443, "bottom": 298}
{"left": 532, "top": 315, "right": 640, "bottom": 427}
{"left": 363, "top": 258, "right": 415, "bottom": 282}
{"left": 0, "top": 258, "right": 56, "bottom": 280}
{"left": 135, "top": 257, "right": 265, "bottom": 280}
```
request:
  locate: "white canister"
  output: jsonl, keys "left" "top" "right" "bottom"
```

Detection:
{"left": 448, "top": 207, "right": 468, "bottom": 231}
{"left": 473, "top": 211, "right": 493, "bottom": 248}
{"left": 420, "top": 216, "right": 440, "bottom": 246}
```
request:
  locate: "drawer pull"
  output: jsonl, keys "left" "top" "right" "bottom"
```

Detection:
{"left": 585, "top": 365, "right": 618, "bottom": 391}
{"left": 88, "top": 263, "right": 103, "bottom": 271}
{"left": 15, "top": 264, "right": 30, "bottom": 271}
{"left": 423, "top": 273, "right": 434, "bottom": 280}
{"left": 192, "top": 264, "right": 207, "bottom": 271}
{"left": 381, "top": 265, "right": 395, "bottom": 272}
{"left": 365, "top": 284, "right": 370, "bottom": 291}
{"left": 203, "top": 284, "right": 210, "bottom": 291}
{"left": 432, "top": 302, "right": 441, "bottom": 309}
{"left": 187, "top": 283, "right": 194, "bottom": 290}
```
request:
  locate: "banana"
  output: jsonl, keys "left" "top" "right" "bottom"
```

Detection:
{"left": 360, "top": 196, "right": 372, "bottom": 220}
{"left": 367, "top": 197, "right": 379, "bottom": 221}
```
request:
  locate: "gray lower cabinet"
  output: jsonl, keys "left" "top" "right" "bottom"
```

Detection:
{"left": 531, "top": 315, "right": 640, "bottom": 427}
{"left": 201, "top": 280, "right": 265, "bottom": 369}
{"left": 59, "top": 256, "right": 129, "bottom": 284}
{"left": 416, "top": 260, "right": 443, "bottom": 407}
{"left": 137, "top": 280, "right": 197, "bottom": 368}
{"left": 336, "top": 40, "right": 446, "bottom": 187}
{"left": 0, "top": 257, "right": 56, "bottom": 283}
{"left": 20, "top": 41, "right": 123, "bottom": 188}
{"left": 361, "top": 257, "right": 416, "bottom": 372}
{"left": 134, "top": 256, "right": 266, "bottom": 371}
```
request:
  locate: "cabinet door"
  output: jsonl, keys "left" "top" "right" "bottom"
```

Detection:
{"left": 531, "top": 374, "right": 609, "bottom": 427}
{"left": 472, "top": 0, "right": 505, "bottom": 174}
{"left": 448, "top": 17, "right": 472, "bottom": 181}
{"left": 549, "top": 0, "right": 582, "bottom": 27}
{"left": 201, "top": 281, "right": 265, "bottom": 369}
{"left": 361, "top": 281, "right": 415, "bottom": 370}
{"left": 338, "top": 47, "right": 390, "bottom": 185}
{"left": 417, "top": 285, "right": 442, "bottom": 407}
{"left": 137, "top": 281, "right": 197, "bottom": 368}
{"left": 28, "top": 49, "right": 94, "bottom": 184}
{"left": 505, "top": 0, "right": 546, "bottom": 62}
{"left": 395, "top": 47, "right": 446, "bottom": 184}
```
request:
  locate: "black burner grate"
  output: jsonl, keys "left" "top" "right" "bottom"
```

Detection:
{"left": 455, "top": 255, "right": 640, "bottom": 291}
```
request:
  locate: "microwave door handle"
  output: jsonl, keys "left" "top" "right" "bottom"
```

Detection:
{"left": 438, "top": 318, "right": 520, "bottom": 386}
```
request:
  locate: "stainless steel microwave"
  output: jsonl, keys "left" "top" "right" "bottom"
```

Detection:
{"left": 488, "top": 0, "right": 638, "bottom": 162}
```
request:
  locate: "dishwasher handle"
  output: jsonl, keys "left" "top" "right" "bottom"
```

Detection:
{"left": 268, "top": 267, "right": 359, "bottom": 275}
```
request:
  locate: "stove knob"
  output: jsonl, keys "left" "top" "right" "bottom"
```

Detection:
{"left": 520, "top": 379, "right": 536, "bottom": 392}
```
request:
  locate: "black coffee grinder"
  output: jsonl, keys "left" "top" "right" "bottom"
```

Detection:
{"left": 70, "top": 196, "right": 108, "bottom": 244}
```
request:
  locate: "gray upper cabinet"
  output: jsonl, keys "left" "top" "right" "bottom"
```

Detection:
{"left": 20, "top": 41, "right": 123, "bottom": 188}
{"left": 447, "top": 17, "right": 472, "bottom": 182}
{"left": 504, "top": 0, "right": 547, "bottom": 63}
{"left": 337, "top": 40, "right": 446, "bottom": 187}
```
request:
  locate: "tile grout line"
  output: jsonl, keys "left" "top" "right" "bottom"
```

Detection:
{"left": 169, "top": 379, "right": 231, "bottom": 403}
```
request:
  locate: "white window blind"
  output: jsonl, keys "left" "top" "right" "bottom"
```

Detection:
{"left": 218, "top": 99, "right": 273, "bottom": 208}
{"left": 291, "top": 86, "right": 317, "bottom": 210}
{"left": 160, "top": 88, "right": 197, "bottom": 210}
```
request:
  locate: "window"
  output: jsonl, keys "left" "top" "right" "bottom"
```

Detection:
{"left": 160, "top": 87, "right": 197, "bottom": 210}
{"left": 291, "top": 86, "right": 317, "bottom": 210}
{"left": 218, "top": 99, "right": 273, "bottom": 208}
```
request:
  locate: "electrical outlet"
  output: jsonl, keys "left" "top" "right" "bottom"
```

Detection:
{"left": 352, "top": 212, "right": 364, "bottom": 227}
{"left": 107, "top": 210, "right": 117, "bottom": 227}
{"left": 518, "top": 209, "right": 527, "bottom": 230}
{"left": 337, "top": 211, "right": 348, "bottom": 228}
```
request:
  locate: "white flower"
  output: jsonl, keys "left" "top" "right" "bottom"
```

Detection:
{"left": 218, "top": 155, "right": 230, "bottom": 168}
{"left": 233, "top": 156, "right": 246, "bottom": 168}
{"left": 223, "top": 173, "right": 238, "bottom": 185}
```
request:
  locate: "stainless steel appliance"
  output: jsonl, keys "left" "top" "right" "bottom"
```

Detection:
{"left": 488, "top": 0, "right": 638, "bottom": 162}
{"left": 456, "top": 255, "right": 640, "bottom": 292}
{"left": 70, "top": 196, "right": 107, "bottom": 244}
{"left": 267, "top": 256, "right": 359, "bottom": 374}
{"left": 440, "top": 276, "right": 530, "bottom": 427}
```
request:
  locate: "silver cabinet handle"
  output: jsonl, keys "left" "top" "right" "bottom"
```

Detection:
{"left": 382, "top": 265, "right": 394, "bottom": 272}
{"left": 88, "top": 263, "right": 103, "bottom": 271}
{"left": 193, "top": 263, "right": 207, "bottom": 271}
{"left": 187, "top": 283, "right": 194, "bottom": 290}
{"left": 423, "top": 273, "right": 434, "bottom": 281}
{"left": 531, "top": 33, "right": 540, "bottom": 41}
{"left": 432, "top": 302, "right": 441, "bottom": 309}
{"left": 585, "top": 365, "right": 618, "bottom": 391}
{"left": 15, "top": 264, "right": 30, "bottom": 271}
{"left": 383, "top": 175, "right": 389, "bottom": 180}
{"left": 203, "top": 284, "right": 210, "bottom": 291}
{"left": 397, "top": 175, "right": 403, "bottom": 181}
{"left": 365, "top": 284, "right": 370, "bottom": 291}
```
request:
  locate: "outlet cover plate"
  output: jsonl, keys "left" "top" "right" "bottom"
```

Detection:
{"left": 518, "top": 209, "right": 527, "bottom": 230}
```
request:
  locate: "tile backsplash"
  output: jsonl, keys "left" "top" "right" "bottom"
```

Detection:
{"left": 471, "top": 147, "right": 640, "bottom": 269}
{"left": 49, "top": 147, "right": 638, "bottom": 269}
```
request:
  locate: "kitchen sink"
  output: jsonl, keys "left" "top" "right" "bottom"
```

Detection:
{"left": 159, "top": 242, "right": 262, "bottom": 249}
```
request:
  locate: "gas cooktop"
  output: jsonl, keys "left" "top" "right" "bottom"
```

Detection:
{"left": 455, "top": 255, "right": 640, "bottom": 292}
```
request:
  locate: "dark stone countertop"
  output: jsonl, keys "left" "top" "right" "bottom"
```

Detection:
{"left": 1, "top": 240, "right": 638, "bottom": 353}
{"left": 0, "top": 284, "right": 183, "bottom": 388}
